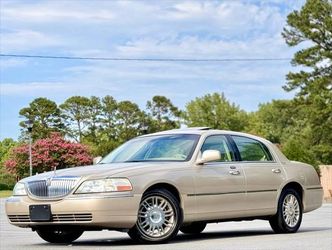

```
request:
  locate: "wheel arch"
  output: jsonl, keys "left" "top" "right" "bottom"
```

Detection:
{"left": 279, "top": 181, "right": 304, "bottom": 205}
{"left": 143, "top": 182, "right": 181, "bottom": 205}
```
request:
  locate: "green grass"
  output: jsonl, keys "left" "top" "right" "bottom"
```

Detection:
{"left": 0, "top": 190, "right": 12, "bottom": 198}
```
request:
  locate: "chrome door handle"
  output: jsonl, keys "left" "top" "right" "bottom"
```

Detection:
{"left": 229, "top": 170, "right": 240, "bottom": 175}
{"left": 272, "top": 168, "right": 281, "bottom": 174}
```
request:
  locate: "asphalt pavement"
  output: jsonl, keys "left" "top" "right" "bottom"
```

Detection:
{"left": 1, "top": 199, "right": 331, "bottom": 250}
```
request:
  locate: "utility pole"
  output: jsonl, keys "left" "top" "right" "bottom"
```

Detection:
{"left": 25, "top": 120, "right": 33, "bottom": 176}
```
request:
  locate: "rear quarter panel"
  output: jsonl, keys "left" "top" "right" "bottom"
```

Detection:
{"left": 282, "top": 161, "right": 323, "bottom": 212}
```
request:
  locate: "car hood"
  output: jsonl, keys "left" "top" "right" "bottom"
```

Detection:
{"left": 21, "top": 162, "right": 178, "bottom": 182}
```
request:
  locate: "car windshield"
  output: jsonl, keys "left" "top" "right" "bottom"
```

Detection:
{"left": 99, "top": 134, "right": 200, "bottom": 163}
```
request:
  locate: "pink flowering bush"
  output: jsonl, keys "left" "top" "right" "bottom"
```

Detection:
{"left": 5, "top": 133, "right": 92, "bottom": 179}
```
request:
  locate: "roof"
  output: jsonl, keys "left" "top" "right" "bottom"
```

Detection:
{"left": 147, "top": 127, "right": 259, "bottom": 138}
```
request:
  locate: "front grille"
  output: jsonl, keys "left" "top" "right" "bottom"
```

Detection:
{"left": 27, "top": 176, "right": 80, "bottom": 198}
{"left": 8, "top": 213, "right": 92, "bottom": 223}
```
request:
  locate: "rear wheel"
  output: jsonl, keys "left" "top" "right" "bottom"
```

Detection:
{"left": 269, "top": 188, "right": 302, "bottom": 233}
{"left": 36, "top": 229, "right": 83, "bottom": 243}
{"left": 128, "top": 189, "right": 182, "bottom": 243}
{"left": 180, "top": 222, "right": 206, "bottom": 234}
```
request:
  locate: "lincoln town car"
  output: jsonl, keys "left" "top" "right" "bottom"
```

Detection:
{"left": 5, "top": 128, "right": 323, "bottom": 243}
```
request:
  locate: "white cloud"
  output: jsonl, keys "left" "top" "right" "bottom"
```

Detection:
{"left": 0, "top": 0, "right": 306, "bottom": 140}
{"left": 2, "top": 1, "right": 115, "bottom": 23}
{"left": 1, "top": 30, "right": 62, "bottom": 52}
{"left": 0, "top": 81, "right": 119, "bottom": 97}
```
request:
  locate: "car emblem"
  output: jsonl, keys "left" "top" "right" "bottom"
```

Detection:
{"left": 46, "top": 177, "right": 52, "bottom": 187}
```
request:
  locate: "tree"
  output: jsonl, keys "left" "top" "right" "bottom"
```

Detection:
{"left": 0, "top": 138, "right": 17, "bottom": 189}
{"left": 282, "top": 0, "right": 332, "bottom": 164}
{"left": 0, "top": 138, "right": 16, "bottom": 164}
{"left": 91, "top": 95, "right": 119, "bottom": 156}
{"left": 282, "top": 136, "right": 318, "bottom": 168}
{"left": 146, "top": 95, "right": 182, "bottom": 132}
{"left": 60, "top": 96, "right": 91, "bottom": 142}
{"left": 84, "top": 96, "right": 102, "bottom": 144}
{"left": 19, "top": 98, "right": 63, "bottom": 140}
{"left": 184, "top": 93, "right": 248, "bottom": 131}
{"left": 99, "top": 95, "right": 118, "bottom": 139}
{"left": 116, "top": 101, "right": 146, "bottom": 142}
{"left": 5, "top": 133, "right": 92, "bottom": 179}
{"left": 247, "top": 100, "right": 305, "bottom": 143}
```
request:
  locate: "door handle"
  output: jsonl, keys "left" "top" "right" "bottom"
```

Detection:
{"left": 229, "top": 170, "right": 240, "bottom": 175}
{"left": 272, "top": 168, "right": 281, "bottom": 174}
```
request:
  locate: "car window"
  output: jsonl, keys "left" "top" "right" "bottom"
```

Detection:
{"left": 200, "top": 135, "right": 235, "bottom": 162}
{"left": 232, "top": 136, "right": 273, "bottom": 161}
{"left": 100, "top": 134, "right": 200, "bottom": 163}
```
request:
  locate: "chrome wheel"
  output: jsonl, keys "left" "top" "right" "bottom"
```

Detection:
{"left": 282, "top": 194, "right": 300, "bottom": 227}
{"left": 137, "top": 196, "right": 175, "bottom": 238}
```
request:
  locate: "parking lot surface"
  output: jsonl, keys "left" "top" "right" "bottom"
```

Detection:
{"left": 1, "top": 199, "right": 331, "bottom": 250}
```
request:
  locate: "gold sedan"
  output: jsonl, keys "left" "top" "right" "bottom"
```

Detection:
{"left": 6, "top": 128, "right": 323, "bottom": 243}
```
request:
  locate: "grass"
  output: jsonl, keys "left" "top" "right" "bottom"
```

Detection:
{"left": 0, "top": 190, "right": 12, "bottom": 198}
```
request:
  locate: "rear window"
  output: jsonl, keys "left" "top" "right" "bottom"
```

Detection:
{"left": 232, "top": 136, "right": 273, "bottom": 161}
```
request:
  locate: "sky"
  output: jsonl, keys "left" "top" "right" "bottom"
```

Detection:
{"left": 0, "top": 0, "right": 306, "bottom": 140}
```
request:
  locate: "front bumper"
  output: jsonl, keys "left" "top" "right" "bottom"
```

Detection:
{"left": 5, "top": 193, "right": 141, "bottom": 229}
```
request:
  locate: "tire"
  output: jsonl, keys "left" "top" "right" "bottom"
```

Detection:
{"left": 180, "top": 222, "right": 206, "bottom": 234}
{"left": 128, "top": 188, "right": 182, "bottom": 243}
{"left": 269, "top": 188, "right": 302, "bottom": 233}
{"left": 36, "top": 229, "right": 84, "bottom": 243}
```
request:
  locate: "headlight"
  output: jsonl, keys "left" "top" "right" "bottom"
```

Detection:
{"left": 13, "top": 182, "right": 27, "bottom": 196}
{"left": 75, "top": 178, "right": 132, "bottom": 194}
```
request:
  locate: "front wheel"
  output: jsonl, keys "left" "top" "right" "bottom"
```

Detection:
{"left": 269, "top": 189, "right": 302, "bottom": 233}
{"left": 128, "top": 189, "right": 182, "bottom": 243}
{"left": 36, "top": 229, "right": 84, "bottom": 243}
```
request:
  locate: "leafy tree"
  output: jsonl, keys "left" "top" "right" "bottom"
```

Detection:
{"left": 60, "top": 96, "right": 91, "bottom": 142}
{"left": 0, "top": 138, "right": 17, "bottom": 189}
{"left": 19, "top": 98, "right": 63, "bottom": 140}
{"left": 0, "top": 138, "right": 16, "bottom": 164}
{"left": 99, "top": 95, "right": 118, "bottom": 139}
{"left": 91, "top": 95, "right": 120, "bottom": 156}
{"left": 5, "top": 133, "right": 92, "bottom": 179}
{"left": 282, "top": 135, "right": 318, "bottom": 169}
{"left": 282, "top": 0, "right": 332, "bottom": 164}
{"left": 84, "top": 96, "right": 102, "bottom": 144}
{"left": 146, "top": 95, "right": 182, "bottom": 132}
{"left": 184, "top": 93, "right": 248, "bottom": 131}
{"left": 247, "top": 100, "right": 306, "bottom": 143}
{"left": 116, "top": 101, "right": 146, "bottom": 142}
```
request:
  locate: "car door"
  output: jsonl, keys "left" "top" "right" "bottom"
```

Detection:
{"left": 193, "top": 135, "right": 246, "bottom": 221}
{"left": 230, "top": 135, "right": 285, "bottom": 215}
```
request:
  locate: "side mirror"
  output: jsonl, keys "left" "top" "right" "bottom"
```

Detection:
{"left": 196, "top": 150, "right": 221, "bottom": 165}
{"left": 93, "top": 156, "right": 102, "bottom": 165}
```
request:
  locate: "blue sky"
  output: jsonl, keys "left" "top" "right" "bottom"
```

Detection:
{"left": 0, "top": 0, "right": 305, "bottom": 140}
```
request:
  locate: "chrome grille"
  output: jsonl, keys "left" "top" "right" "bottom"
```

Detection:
{"left": 27, "top": 176, "right": 80, "bottom": 198}
{"left": 8, "top": 213, "right": 92, "bottom": 223}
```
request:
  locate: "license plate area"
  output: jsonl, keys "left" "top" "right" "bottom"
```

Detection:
{"left": 29, "top": 205, "right": 52, "bottom": 222}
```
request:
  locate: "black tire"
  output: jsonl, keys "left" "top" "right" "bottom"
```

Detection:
{"left": 36, "top": 229, "right": 83, "bottom": 243}
{"left": 269, "top": 188, "right": 302, "bottom": 233}
{"left": 128, "top": 188, "right": 182, "bottom": 243}
{"left": 180, "top": 222, "right": 206, "bottom": 234}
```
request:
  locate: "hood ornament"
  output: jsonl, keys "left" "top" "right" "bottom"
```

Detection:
{"left": 46, "top": 166, "right": 57, "bottom": 187}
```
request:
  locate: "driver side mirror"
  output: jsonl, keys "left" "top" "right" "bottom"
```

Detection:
{"left": 196, "top": 150, "right": 221, "bottom": 165}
